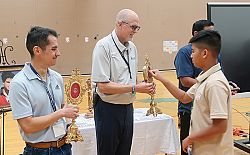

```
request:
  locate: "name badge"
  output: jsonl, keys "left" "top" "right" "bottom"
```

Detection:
{"left": 52, "top": 122, "right": 66, "bottom": 138}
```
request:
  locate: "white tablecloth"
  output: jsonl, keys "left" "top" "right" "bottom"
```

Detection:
{"left": 72, "top": 108, "right": 179, "bottom": 155}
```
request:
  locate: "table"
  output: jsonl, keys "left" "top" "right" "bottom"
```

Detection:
{"left": 72, "top": 108, "right": 179, "bottom": 155}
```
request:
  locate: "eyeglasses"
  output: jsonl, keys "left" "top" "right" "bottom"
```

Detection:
{"left": 122, "top": 21, "right": 141, "bottom": 31}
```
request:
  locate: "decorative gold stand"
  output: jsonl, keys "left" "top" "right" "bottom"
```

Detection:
{"left": 84, "top": 78, "right": 94, "bottom": 119}
{"left": 142, "top": 55, "right": 162, "bottom": 117}
{"left": 65, "top": 68, "right": 85, "bottom": 143}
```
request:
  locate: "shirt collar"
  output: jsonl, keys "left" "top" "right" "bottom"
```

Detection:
{"left": 111, "top": 30, "right": 128, "bottom": 52}
{"left": 23, "top": 62, "right": 51, "bottom": 81}
{"left": 196, "top": 63, "right": 221, "bottom": 83}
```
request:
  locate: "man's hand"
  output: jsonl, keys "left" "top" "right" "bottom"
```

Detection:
{"left": 229, "top": 81, "right": 240, "bottom": 95}
{"left": 148, "top": 69, "right": 163, "bottom": 81}
{"left": 61, "top": 104, "right": 80, "bottom": 119}
{"left": 182, "top": 136, "right": 193, "bottom": 153}
{"left": 135, "top": 82, "right": 155, "bottom": 95}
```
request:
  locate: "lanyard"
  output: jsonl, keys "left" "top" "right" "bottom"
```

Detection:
{"left": 30, "top": 64, "right": 57, "bottom": 112}
{"left": 111, "top": 34, "right": 132, "bottom": 79}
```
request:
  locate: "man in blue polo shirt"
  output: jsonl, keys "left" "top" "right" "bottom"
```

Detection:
{"left": 174, "top": 20, "right": 215, "bottom": 155}
{"left": 9, "top": 26, "right": 79, "bottom": 155}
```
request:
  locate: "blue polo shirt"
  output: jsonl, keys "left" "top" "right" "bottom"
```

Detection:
{"left": 174, "top": 44, "right": 202, "bottom": 113}
{"left": 9, "top": 63, "right": 66, "bottom": 143}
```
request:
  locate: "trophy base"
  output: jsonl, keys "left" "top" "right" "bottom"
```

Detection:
{"left": 65, "top": 121, "right": 84, "bottom": 143}
{"left": 146, "top": 105, "right": 162, "bottom": 117}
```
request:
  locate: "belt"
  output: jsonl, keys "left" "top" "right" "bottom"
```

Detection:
{"left": 26, "top": 135, "right": 67, "bottom": 149}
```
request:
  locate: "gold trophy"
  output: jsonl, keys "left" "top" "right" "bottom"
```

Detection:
{"left": 84, "top": 78, "right": 94, "bottom": 118}
{"left": 65, "top": 68, "right": 85, "bottom": 143}
{"left": 142, "top": 55, "right": 162, "bottom": 117}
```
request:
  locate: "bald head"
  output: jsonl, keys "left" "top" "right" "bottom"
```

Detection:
{"left": 115, "top": 9, "right": 140, "bottom": 44}
{"left": 115, "top": 9, "right": 139, "bottom": 23}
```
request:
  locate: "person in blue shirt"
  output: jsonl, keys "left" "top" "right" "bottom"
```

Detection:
{"left": 174, "top": 20, "right": 215, "bottom": 155}
{"left": 9, "top": 26, "right": 79, "bottom": 155}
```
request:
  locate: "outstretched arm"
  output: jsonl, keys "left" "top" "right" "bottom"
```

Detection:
{"left": 149, "top": 69, "right": 192, "bottom": 103}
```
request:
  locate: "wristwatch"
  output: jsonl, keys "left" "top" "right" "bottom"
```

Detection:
{"left": 132, "top": 85, "right": 136, "bottom": 95}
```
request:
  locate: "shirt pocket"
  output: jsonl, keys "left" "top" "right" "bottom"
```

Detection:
{"left": 194, "top": 91, "right": 202, "bottom": 101}
{"left": 194, "top": 89, "right": 208, "bottom": 113}
{"left": 110, "top": 52, "right": 128, "bottom": 82}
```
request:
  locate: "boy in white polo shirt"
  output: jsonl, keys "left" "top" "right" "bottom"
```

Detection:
{"left": 150, "top": 30, "right": 233, "bottom": 155}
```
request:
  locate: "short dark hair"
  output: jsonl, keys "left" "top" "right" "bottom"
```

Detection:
{"left": 26, "top": 26, "right": 58, "bottom": 58}
{"left": 1, "top": 71, "right": 15, "bottom": 82}
{"left": 189, "top": 30, "right": 221, "bottom": 54}
{"left": 192, "top": 20, "right": 214, "bottom": 36}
